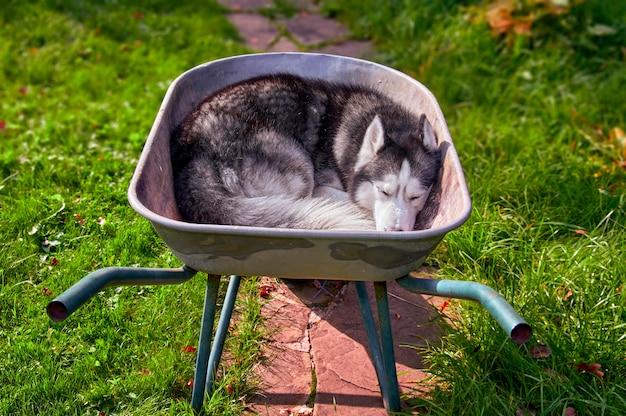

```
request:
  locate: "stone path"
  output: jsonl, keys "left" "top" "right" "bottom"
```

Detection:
{"left": 218, "top": 0, "right": 374, "bottom": 59}
{"left": 214, "top": 1, "right": 445, "bottom": 414}
{"left": 244, "top": 277, "right": 445, "bottom": 416}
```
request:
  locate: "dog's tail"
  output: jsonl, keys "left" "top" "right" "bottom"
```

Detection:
{"left": 229, "top": 195, "right": 375, "bottom": 231}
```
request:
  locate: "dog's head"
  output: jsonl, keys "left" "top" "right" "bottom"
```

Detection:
{"left": 352, "top": 114, "right": 440, "bottom": 231}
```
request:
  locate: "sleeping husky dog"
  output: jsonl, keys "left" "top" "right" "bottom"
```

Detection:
{"left": 171, "top": 74, "right": 440, "bottom": 231}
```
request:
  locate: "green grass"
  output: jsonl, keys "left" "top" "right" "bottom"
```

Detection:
{"left": 2, "top": 0, "right": 626, "bottom": 415}
{"left": 0, "top": 1, "right": 263, "bottom": 414}
{"left": 321, "top": 0, "right": 626, "bottom": 414}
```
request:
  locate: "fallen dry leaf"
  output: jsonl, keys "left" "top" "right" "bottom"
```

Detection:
{"left": 486, "top": 1, "right": 517, "bottom": 35}
{"left": 563, "top": 288, "right": 573, "bottom": 301}
{"left": 182, "top": 345, "right": 197, "bottom": 353}
{"left": 485, "top": 1, "right": 533, "bottom": 37}
{"left": 259, "top": 283, "right": 275, "bottom": 298}
{"left": 609, "top": 126, "right": 625, "bottom": 140}
{"left": 564, "top": 406, "right": 577, "bottom": 416}
{"left": 575, "top": 362, "right": 604, "bottom": 378}
{"left": 529, "top": 344, "right": 552, "bottom": 359}
{"left": 439, "top": 298, "right": 452, "bottom": 313}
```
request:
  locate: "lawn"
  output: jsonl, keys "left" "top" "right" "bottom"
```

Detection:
{"left": 1, "top": 0, "right": 625, "bottom": 415}
{"left": 320, "top": 0, "right": 626, "bottom": 414}
{"left": 0, "top": 1, "right": 260, "bottom": 415}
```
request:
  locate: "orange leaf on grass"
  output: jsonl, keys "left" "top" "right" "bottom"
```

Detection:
{"left": 486, "top": 5, "right": 515, "bottom": 34}
{"left": 576, "top": 362, "right": 604, "bottom": 378}
{"left": 563, "top": 288, "right": 573, "bottom": 301}
{"left": 513, "top": 21, "right": 532, "bottom": 35}
{"left": 609, "top": 126, "right": 625, "bottom": 140}
{"left": 182, "top": 345, "right": 197, "bottom": 353}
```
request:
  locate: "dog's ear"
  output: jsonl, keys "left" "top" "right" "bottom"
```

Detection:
{"left": 420, "top": 115, "right": 438, "bottom": 152}
{"left": 355, "top": 115, "right": 385, "bottom": 172}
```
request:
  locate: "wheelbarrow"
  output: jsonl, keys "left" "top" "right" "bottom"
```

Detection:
{"left": 47, "top": 53, "right": 531, "bottom": 413}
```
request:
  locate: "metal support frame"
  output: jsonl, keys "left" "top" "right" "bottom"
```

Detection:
{"left": 354, "top": 281, "right": 401, "bottom": 412}
{"left": 352, "top": 276, "right": 532, "bottom": 413}
{"left": 190, "top": 274, "right": 221, "bottom": 410}
{"left": 47, "top": 266, "right": 198, "bottom": 322}
{"left": 191, "top": 275, "right": 241, "bottom": 412}
{"left": 396, "top": 276, "right": 532, "bottom": 344}
{"left": 48, "top": 269, "right": 531, "bottom": 414}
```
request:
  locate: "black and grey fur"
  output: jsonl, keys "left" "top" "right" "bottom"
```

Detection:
{"left": 171, "top": 74, "right": 440, "bottom": 231}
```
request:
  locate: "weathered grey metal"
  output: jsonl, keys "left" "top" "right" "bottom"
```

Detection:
{"left": 127, "top": 53, "right": 472, "bottom": 281}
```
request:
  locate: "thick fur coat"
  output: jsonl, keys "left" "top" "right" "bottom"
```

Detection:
{"left": 171, "top": 74, "right": 440, "bottom": 231}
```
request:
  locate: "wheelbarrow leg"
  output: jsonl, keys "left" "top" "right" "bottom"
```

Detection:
{"left": 374, "top": 281, "right": 401, "bottom": 411}
{"left": 204, "top": 275, "right": 241, "bottom": 394}
{"left": 354, "top": 281, "right": 401, "bottom": 412}
{"left": 191, "top": 274, "right": 221, "bottom": 411}
{"left": 191, "top": 275, "right": 242, "bottom": 412}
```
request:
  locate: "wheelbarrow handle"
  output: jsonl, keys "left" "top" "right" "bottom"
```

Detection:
{"left": 47, "top": 266, "right": 197, "bottom": 322}
{"left": 396, "top": 276, "right": 532, "bottom": 344}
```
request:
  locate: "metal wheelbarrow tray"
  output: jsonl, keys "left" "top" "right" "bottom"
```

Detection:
{"left": 49, "top": 53, "right": 531, "bottom": 413}
{"left": 129, "top": 53, "right": 470, "bottom": 280}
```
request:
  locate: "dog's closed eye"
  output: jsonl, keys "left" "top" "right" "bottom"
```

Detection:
{"left": 376, "top": 183, "right": 397, "bottom": 197}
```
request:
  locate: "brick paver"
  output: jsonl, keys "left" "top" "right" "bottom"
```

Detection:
{"left": 217, "top": 0, "right": 372, "bottom": 59}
